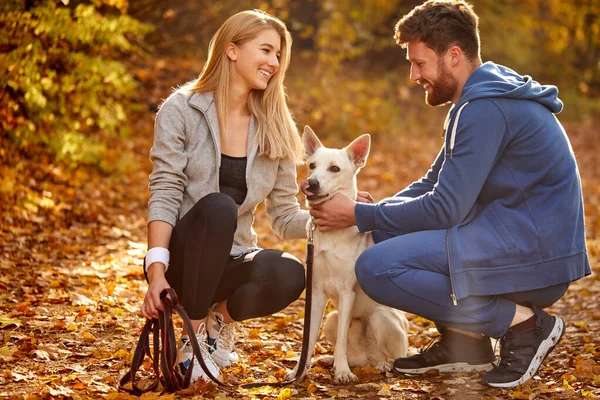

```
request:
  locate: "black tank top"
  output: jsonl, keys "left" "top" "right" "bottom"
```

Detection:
{"left": 219, "top": 154, "right": 247, "bottom": 205}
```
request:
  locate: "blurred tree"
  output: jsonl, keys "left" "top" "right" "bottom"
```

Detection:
{"left": 3, "top": 0, "right": 597, "bottom": 170}
{"left": 0, "top": 0, "right": 151, "bottom": 169}
{"left": 477, "top": 0, "right": 600, "bottom": 96}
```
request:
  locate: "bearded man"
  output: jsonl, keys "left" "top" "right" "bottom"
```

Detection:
{"left": 303, "top": 0, "right": 591, "bottom": 389}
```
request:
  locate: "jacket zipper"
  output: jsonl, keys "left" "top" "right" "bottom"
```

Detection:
{"left": 445, "top": 229, "right": 458, "bottom": 306}
{"left": 444, "top": 102, "right": 469, "bottom": 305}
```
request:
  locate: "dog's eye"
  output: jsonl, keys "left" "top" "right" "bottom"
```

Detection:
{"left": 329, "top": 166, "right": 340, "bottom": 173}
{"left": 309, "top": 162, "right": 316, "bottom": 169}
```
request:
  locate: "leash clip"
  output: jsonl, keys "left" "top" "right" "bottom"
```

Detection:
{"left": 308, "top": 220, "right": 315, "bottom": 244}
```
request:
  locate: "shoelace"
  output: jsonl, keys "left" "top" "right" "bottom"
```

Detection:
{"left": 216, "top": 322, "right": 240, "bottom": 353}
{"left": 497, "top": 331, "right": 515, "bottom": 369}
{"left": 417, "top": 335, "right": 447, "bottom": 359}
{"left": 420, "top": 336, "right": 440, "bottom": 353}
{"left": 180, "top": 333, "right": 217, "bottom": 368}
{"left": 496, "top": 308, "right": 544, "bottom": 370}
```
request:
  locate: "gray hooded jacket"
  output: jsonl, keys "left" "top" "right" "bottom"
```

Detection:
{"left": 148, "top": 91, "right": 309, "bottom": 256}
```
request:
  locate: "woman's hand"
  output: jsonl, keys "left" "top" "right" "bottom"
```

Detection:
{"left": 142, "top": 264, "right": 171, "bottom": 319}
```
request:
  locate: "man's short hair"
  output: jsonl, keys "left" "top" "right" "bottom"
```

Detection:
{"left": 395, "top": 0, "right": 481, "bottom": 61}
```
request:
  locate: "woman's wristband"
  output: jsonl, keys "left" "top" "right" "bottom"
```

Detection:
{"left": 145, "top": 247, "right": 169, "bottom": 273}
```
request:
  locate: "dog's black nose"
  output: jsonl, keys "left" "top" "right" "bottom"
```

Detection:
{"left": 307, "top": 178, "right": 320, "bottom": 191}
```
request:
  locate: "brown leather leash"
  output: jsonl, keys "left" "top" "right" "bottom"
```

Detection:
{"left": 119, "top": 225, "right": 315, "bottom": 394}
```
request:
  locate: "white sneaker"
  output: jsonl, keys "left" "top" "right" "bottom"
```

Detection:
{"left": 206, "top": 305, "right": 240, "bottom": 368}
{"left": 176, "top": 325, "right": 221, "bottom": 382}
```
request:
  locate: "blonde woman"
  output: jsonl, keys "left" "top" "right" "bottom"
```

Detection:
{"left": 140, "top": 10, "right": 309, "bottom": 382}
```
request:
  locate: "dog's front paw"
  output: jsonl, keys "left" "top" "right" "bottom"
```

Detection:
{"left": 334, "top": 369, "right": 358, "bottom": 383}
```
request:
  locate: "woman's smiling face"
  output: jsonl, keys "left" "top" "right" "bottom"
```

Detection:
{"left": 228, "top": 28, "right": 281, "bottom": 92}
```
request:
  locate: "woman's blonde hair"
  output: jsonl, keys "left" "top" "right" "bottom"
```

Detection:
{"left": 188, "top": 9, "right": 300, "bottom": 161}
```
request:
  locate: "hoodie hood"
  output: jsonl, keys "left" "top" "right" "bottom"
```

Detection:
{"left": 458, "top": 62, "right": 563, "bottom": 114}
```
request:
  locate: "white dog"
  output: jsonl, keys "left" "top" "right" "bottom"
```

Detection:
{"left": 288, "top": 126, "right": 409, "bottom": 383}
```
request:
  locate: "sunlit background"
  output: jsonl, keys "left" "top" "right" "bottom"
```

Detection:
{"left": 1, "top": 0, "right": 599, "bottom": 398}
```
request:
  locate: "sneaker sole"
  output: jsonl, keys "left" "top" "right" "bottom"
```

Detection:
{"left": 484, "top": 317, "right": 565, "bottom": 388}
{"left": 394, "top": 361, "right": 495, "bottom": 375}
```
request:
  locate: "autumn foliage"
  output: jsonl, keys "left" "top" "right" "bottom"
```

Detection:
{"left": 1, "top": 0, "right": 151, "bottom": 169}
{"left": 1, "top": 0, "right": 599, "bottom": 399}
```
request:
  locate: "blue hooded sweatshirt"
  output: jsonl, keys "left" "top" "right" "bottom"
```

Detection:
{"left": 355, "top": 62, "right": 591, "bottom": 303}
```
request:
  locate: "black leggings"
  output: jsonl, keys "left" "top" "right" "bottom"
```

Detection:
{"left": 164, "top": 193, "right": 306, "bottom": 321}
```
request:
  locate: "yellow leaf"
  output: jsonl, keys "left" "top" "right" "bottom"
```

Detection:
{"left": 266, "top": 375, "right": 278, "bottom": 383}
{"left": 581, "top": 390, "right": 595, "bottom": 397}
{"left": 563, "top": 379, "right": 573, "bottom": 390}
{"left": 574, "top": 321, "right": 587, "bottom": 328}
{"left": 277, "top": 388, "right": 293, "bottom": 399}
{"left": 112, "top": 348, "right": 130, "bottom": 360}
{"left": 67, "top": 323, "right": 78, "bottom": 331}
{"left": 82, "top": 331, "right": 96, "bottom": 343}
{"left": 248, "top": 328, "right": 260, "bottom": 339}
{"left": 377, "top": 384, "right": 392, "bottom": 396}
{"left": 0, "top": 316, "right": 21, "bottom": 329}
{"left": 511, "top": 391, "right": 530, "bottom": 400}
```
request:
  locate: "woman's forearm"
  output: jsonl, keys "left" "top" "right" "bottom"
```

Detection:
{"left": 147, "top": 220, "right": 174, "bottom": 280}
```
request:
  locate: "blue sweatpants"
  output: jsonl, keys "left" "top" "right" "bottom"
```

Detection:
{"left": 355, "top": 230, "right": 569, "bottom": 339}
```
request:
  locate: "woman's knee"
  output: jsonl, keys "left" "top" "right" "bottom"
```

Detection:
{"left": 200, "top": 192, "right": 237, "bottom": 223}
{"left": 185, "top": 193, "right": 237, "bottom": 232}
{"left": 256, "top": 250, "right": 305, "bottom": 304}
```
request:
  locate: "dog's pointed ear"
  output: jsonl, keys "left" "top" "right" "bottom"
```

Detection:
{"left": 346, "top": 134, "right": 371, "bottom": 169}
{"left": 303, "top": 126, "right": 323, "bottom": 157}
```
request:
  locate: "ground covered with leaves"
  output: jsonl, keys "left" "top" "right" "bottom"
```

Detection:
{"left": 1, "top": 60, "right": 599, "bottom": 399}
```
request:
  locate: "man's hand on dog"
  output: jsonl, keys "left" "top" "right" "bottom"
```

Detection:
{"left": 300, "top": 179, "right": 373, "bottom": 231}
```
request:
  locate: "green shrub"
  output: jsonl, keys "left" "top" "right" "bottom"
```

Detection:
{"left": 0, "top": 0, "right": 152, "bottom": 168}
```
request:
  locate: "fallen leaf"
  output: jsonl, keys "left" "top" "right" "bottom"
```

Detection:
{"left": 0, "top": 346, "right": 17, "bottom": 362}
{"left": 511, "top": 391, "right": 530, "bottom": 399}
{"left": 81, "top": 331, "right": 96, "bottom": 343}
{"left": 0, "top": 316, "right": 21, "bottom": 329}
{"left": 377, "top": 384, "right": 392, "bottom": 397}
{"left": 277, "top": 387, "right": 293, "bottom": 399}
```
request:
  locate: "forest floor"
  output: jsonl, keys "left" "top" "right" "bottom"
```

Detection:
{"left": 1, "top": 57, "right": 598, "bottom": 399}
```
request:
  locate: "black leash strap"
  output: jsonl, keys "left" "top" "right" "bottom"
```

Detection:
{"left": 119, "top": 229, "right": 315, "bottom": 393}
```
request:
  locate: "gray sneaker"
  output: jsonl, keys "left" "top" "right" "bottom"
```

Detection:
{"left": 206, "top": 305, "right": 239, "bottom": 368}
